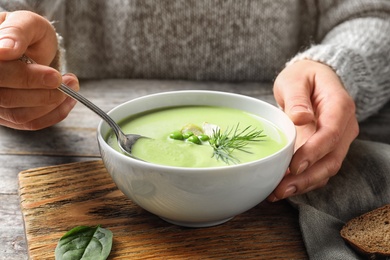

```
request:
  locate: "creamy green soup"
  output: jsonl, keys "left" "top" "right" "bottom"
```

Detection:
{"left": 106, "top": 106, "right": 287, "bottom": 167}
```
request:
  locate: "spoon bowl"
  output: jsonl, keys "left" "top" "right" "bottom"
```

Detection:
{"left": 19, "top": 54, "right": 145, "bottom": 158}
{"left": 57, "top": 81, "right": 147, "bottom": 157}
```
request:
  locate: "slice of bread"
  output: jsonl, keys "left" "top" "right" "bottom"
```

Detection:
{"left": 340, "top": 204, "right": 390, "bottom": 259}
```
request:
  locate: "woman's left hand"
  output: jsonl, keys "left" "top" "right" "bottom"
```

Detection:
{"left": 268, "top": 60, "right": 359, "bottom": 201}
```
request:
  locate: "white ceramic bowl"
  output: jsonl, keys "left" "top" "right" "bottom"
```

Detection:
{"left": 97, "top": 90, "right": 296, "bottom": 227}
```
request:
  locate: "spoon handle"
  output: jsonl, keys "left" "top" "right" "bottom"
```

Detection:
{"left": 19, "top": 55, "right": 125, "bottom": 138}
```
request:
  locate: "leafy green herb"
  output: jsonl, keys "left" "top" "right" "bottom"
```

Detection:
{"left": 208, "top": 124, "right": 266, "bottom": 164}
{"left": 55, "top": 225, "right": 113, "bottom": 260}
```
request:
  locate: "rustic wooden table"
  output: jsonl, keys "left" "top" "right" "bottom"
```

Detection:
{"left": 1, "top": 79, "right": 389, "bottom": 259}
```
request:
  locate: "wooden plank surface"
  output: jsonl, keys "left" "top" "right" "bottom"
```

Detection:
{"left": 19, "top": 160, "right": 307, "bottom": 259}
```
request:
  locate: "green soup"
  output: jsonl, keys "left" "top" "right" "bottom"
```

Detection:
{"left": 106, "top": 106, "right": 287, "bottom": 167}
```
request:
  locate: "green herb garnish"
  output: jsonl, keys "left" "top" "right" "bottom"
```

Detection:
{"left": 55, "top": 225, "right": 113, "bottom": 260}
{"left": 169, "top": 123, "right": 266, "bottom": 165}
{"left": 208, "top": 124, "right": 266, "bottom": 165}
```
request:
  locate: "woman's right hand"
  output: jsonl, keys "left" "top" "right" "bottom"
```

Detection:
{"left": 0, "top": 10, "right": 79, "bottom": 130}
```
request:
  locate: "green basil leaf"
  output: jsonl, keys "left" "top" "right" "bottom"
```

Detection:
{"left": 55, "top": 225, "right": 113, "bottom": 260}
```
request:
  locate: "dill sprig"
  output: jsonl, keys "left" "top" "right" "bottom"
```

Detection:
{"left": 208, "top": 124, "right": 266, "bottom": 165}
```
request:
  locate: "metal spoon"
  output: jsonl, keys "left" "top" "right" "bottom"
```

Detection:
{"left": 19, "top": 54, "right": 145, "bottom": 158}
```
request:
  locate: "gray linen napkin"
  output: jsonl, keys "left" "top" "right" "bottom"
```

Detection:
{"left": 288, "top": 139, "right": 390, "bottom": 260}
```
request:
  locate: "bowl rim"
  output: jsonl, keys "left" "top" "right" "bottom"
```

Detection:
{"left": 97, "top": 90, "right": 296, "bottom": 171}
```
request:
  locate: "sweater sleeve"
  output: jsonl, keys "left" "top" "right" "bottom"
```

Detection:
{"left": 289, "top": 1, "right": 390, "bottom": 122}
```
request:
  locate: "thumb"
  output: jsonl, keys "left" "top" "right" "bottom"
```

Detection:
{"left": 0, "top": 11, "right": 57, "bottom": 64}
{"left": 274, "top": 73, "right": 315, "bottom": 126}
{"left": 283, "top": 94, "right": 315, "bottom": 126}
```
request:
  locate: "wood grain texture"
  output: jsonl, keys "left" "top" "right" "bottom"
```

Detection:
{"left": 19, "top": 160, "right": 307, "bottom": 259}
{"left": 0, "top": 195, "right": 28, "bottom": 259}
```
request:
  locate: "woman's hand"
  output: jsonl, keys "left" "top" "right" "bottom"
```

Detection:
{"left": 268, "top": 60, "right": 359, "bottom": 201}
{"left": 0, "top": 11, "right": 79, "bottom": 130}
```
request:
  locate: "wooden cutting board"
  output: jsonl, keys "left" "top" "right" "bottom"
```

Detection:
{"left": 19, "top": 160, "right": 307, "bottom": 259}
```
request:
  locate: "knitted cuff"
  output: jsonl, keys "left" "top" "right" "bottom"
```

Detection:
{"left": 49, "top": 20, "right": 66, "bottom": 74}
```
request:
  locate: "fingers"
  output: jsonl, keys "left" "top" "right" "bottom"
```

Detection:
{"left": 0, "top": 59, "right": 62, "bottom": 89}
{"left": 0, "top": 73, "right": 79, "bottom": 130}
{"left": 0, "top": 98, "right": 77, "bottom": 130}
{"left": 267, "top": 114, "right": 358, "bottom": 201}
{"left": 0, "top": 103, "right": 64, "bottom": 126}
{"left": 0, "top": 11, "right": 58, "bottom": 64}
{"left": 289, "top": 93, "right": 355, "bottom": 175}
{"left": 29, "top": 96, "right": 78, "bottom": 130}
{"left": 267, "top": 110, "right": 359, "bottom": 202}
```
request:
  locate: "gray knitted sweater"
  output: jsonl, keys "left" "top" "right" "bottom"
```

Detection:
{"left": 1, "top": 0, "right": 390, "bottom": 121}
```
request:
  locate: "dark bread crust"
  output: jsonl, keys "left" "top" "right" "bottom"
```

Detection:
{"left": 340, "top": 204, "right": 390, "bottom": 259}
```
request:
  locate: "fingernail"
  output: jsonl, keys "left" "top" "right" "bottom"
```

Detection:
{"left": 0, "top": 38, "right": 15, "bottom": 49}
{"left": 282, "top": 186, "right": 297, "bottom": 199}
{"left": 67, "top": 80, "right": 79, "bottom": 91}
{"left": 291, "top": 105, "right": 311, "bottom": 114}
{"left": 296, "top": 161, "right": 309, "bottom": 175}
{"left": 267, "top": 194, "right": 278, "bottom": 202}
{"left": 43, "top": 72, "right": 60, "bottom": 87}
